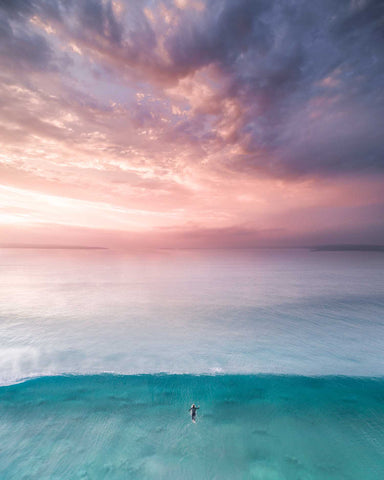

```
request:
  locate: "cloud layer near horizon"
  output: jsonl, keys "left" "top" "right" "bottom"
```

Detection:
{"left": 0, "top": 0, "right": 383, "bottom": 247}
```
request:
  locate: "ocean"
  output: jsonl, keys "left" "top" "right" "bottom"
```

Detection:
{"left": 0, "top": 248, "right": 384, "bottom": 478}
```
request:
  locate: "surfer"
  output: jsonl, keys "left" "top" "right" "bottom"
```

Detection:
{"left": 189, "top": 404, "right": 199, "bottom": 422}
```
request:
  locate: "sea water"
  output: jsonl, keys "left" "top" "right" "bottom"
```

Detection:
{"left": 0, "top": 248, "right": 384, "bottom": 478}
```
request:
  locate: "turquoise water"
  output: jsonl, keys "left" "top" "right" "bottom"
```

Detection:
{"left": 1, "top": 248, "right": 384, "bottom": 478}
{"left": 1, "top": 374, "right": 384, "bottom": 479}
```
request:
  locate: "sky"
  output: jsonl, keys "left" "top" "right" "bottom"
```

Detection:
{"left": 0, "top": 0, "right": 383, "bottom": 248}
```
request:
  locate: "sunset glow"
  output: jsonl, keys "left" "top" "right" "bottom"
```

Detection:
{"left": 1, "top": 0, "right": 383, "bottom": 248}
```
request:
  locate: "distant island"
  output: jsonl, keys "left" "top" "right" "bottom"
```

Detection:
{"left": 312, "top": 244, "right": 384, "bottom": 252}
{"left": 0, "top": 244, "right": 108, "bottom": 250}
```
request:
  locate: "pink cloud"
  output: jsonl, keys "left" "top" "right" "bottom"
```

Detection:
{"left": 0, "top": 0, "right": 383, "bottom": 247}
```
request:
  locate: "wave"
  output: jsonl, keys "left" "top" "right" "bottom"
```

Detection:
{"left": 3, "top": 369, "right": 384, "bottom": 389}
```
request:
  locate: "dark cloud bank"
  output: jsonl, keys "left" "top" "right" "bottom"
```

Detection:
{"left": 1, "top": 0, "right": 383, "bottom": 180}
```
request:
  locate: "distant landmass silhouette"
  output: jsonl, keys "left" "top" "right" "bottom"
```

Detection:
{"left": 0, "top": 244, "right": 107, "bottom": 250}
{"left": 312, "top": 244, "right": 384, "bottom": 252}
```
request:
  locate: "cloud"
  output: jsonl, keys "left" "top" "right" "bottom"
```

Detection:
{"left": 0, "top": 12, "right": 54, "bottom": 72}
{"left": 1, "top": 0, "right": 383, "bottom": 178}
{"left": 0, "top": 0, "right": 383, "bottom": 245}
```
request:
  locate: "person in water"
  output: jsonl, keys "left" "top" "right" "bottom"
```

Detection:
{"left": 189, "top": 404, "right": 199, "bottom": 421}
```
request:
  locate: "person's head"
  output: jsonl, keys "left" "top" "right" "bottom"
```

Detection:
{"left": 192, "top": 404, "right": 195, "bottom": 407}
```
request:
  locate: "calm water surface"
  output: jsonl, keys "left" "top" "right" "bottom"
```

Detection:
{"left": 0, "top": 248, "right": 383, "bottom": 382}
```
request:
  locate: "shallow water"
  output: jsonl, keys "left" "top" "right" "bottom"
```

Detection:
{"left": 1, "top": 374, "right": 384, "bottom": 480}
